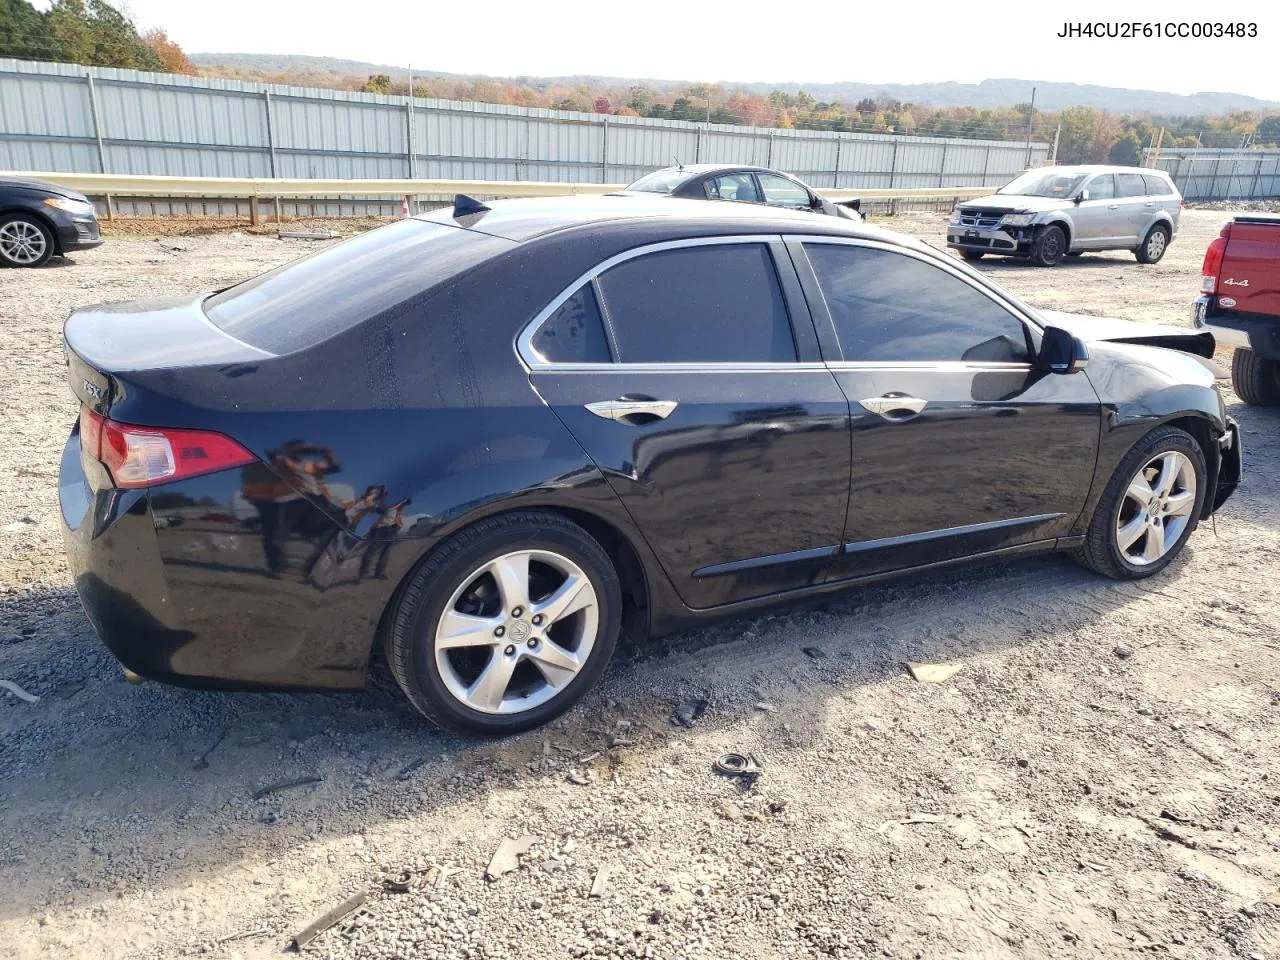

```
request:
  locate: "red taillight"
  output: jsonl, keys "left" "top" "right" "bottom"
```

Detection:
{"left": 79, "top": 407, "right": 255, "bottom": 488}
{"left": 1200, "top": 224, "right": 1231, "bottom": 295}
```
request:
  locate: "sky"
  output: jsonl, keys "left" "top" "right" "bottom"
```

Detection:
{"left": 107, "top": 0, "right": 1278, "bottom": 100}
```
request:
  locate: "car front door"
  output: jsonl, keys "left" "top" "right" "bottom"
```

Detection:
{"left": 1071, "top": 173, "right": 1123, "bottom": 247}
{"left": 789, "top": 237, "right": 1102, "bottom": 578}
{"left": 523, "top": 237, "right": 852, "bottom": 608}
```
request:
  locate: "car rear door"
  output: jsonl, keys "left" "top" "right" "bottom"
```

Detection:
{"left": 1116, "top": 172, "right": 1151, "bottom": 243}
{"left": 788, "top": 236, "right": 1102, "bottom": 577}
{"left": 757, "top": 173, "right": 818, "bottom": 213}
{"left": 523, "top": 237, "right": 852, "bottom": 609}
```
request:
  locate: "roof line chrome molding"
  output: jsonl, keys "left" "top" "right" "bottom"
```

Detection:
{"left": 515, "top": 234, "right": 790, "bottom": 369}
{"left": 787, "top": 234, "right": 1045, "bottom": 336}
{"left": 524, "top": 361, "right": 831, "bottom": 374}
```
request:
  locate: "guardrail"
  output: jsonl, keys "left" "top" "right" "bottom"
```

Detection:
{"left": 5, "top": 172, "right": 995, "bottom": 221}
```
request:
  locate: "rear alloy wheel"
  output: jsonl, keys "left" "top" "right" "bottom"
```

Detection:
{"left": 1029, "top": 224, "right": 1066, "bottom": 267}
{"left": 386, "top": 511, "right": 621, "bottom": 733}
{"left": 1136, "top": 224, "right": 1170, "bottom": 264}
{"left": 960, "top": 250, "right": 985, "bottom": 261}
{"left": 0, "top": 214, "right": 54, "bottom": 268}
{"left": 1230, "top": 348, "right": 1280, "bottom": 406}
{"left": 1071, "top": 425, "right": 1206, "bottom": 579}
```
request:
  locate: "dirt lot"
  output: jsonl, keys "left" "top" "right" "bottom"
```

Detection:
{"left": 1, "top": 210, "right": 1278, "bottom": 960}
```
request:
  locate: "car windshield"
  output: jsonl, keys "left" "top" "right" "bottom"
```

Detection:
{"left": 997, "top": 171, "right": 1088, "bottom": 198}
{"left": 625, "top": 169, "right": 689, "bottom": 194}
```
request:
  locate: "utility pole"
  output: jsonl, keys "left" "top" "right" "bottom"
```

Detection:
{"left": 1024, "top": 85, "right": 1036, "bottom": 168}
{"left": 1050, "top": 123, "right": 1061, "bottom": 165}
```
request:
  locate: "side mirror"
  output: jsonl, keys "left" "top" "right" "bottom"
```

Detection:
{"left": 1075, "top": 190, "right": 1088, "bottom": 204}
{"left": 1038, "top": 326, "right": 1089, "bottom": 373}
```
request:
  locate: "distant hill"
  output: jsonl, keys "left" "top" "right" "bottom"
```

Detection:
{"left": 189, "top": 53, "right": 1280, "bottom": 114}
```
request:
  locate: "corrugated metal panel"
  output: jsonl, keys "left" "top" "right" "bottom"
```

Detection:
{"left": 1150, "top": 148, "right": 1280, "bottom": 200}
{"left": 0, "top": 56, "right": 1071, "bottom": 195}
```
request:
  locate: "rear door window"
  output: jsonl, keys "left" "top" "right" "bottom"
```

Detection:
{"left": 595, "top": 243, "right": 797, "bottom": 363}
{"left": 530, "top": 283, "right": 612, "bottom": 363}
{"left": 805, "top": 243, "right": 1031, "bottom": 363}
{"left": 706, "top": 173, "right": 760, "bottom": 202}
{"left": 1142, "top": 174, "right": 1174, "bottom": 196}
{"left": 1116, "top": 173, "right": 1147, "bottom": 198}
{"left": 204, "top": 219, "right": 510, "bottom": 354}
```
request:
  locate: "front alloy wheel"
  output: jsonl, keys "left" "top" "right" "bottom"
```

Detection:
{"left": 1114, "top": 451, "right": 1197, "bottom": 566}
{"left": 0, "top": 215, "right": 53, "bottom": 267}
{"left": 1071, "top": 425, "right": 1206, "bottom": 579}
{"left": 386, "top": 511, "right": 621, "bottom": 733}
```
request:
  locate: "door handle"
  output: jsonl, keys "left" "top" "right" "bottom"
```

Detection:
{"left": 585, "top": 398, "right": 678, "bottom": 423}
{"left": 1108, "top": 204, "right": 1120, "bottom": 209}
{"left": 859, "top": 394, "right": 928, "bottom": 421}
{"left": 1144, "top": 201, "right": 1155, "bottom": 207}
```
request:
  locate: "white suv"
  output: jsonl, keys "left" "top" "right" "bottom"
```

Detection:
{"left": 947, "top": 165, "right": 1182, "bottom": 267}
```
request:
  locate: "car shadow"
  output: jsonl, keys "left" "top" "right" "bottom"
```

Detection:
{"left": 967, "top": 254, "right": 1142, "bottom": 272}
{"left": 0, "top": 547, "right": 1191, "bottom": 928}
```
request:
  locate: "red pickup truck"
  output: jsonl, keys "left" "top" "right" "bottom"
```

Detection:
{"left": 1193, "top": 215, "right": 1280, "bottom": 405}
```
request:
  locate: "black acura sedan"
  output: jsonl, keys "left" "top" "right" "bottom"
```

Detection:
{"left": 622, "top": 164, "right": 862, "bottom": 219}
{"left": 1, "top": 176, "right": 103, "bottom": 267}
{"left": 60, "top": 195, "right": 1239, "bottom": 733}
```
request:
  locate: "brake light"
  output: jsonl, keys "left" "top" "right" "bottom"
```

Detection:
{"left": 79, "top": 407, "right": 255, "bottom": 488}
{"left": 1200, "top": 224, "right": 1231, "bottom": 294}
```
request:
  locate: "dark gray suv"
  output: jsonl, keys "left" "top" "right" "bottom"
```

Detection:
{"left": 947, "top": 165, "right": 1182, "bottom": 267}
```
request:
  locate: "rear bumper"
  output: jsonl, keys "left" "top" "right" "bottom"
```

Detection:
{"left": 59, "top": 426, "right": 371, "bottom": 691}
{"left": 1192, "top": 296, "right": 1280, "bottom": 358}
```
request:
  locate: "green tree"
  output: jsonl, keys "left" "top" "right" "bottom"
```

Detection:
{"left": 1109, "top": 132, "right": 1142, "bottom": 166}
{"left": 48, "top": 0, "right": 94, "bottom": 63}
{"left": 362, "top": 74, "right": 392, "bottom": 94}
{"left": 0, "top": 0, "right": 58, "bottom": 60}
{"left": 645, "top": 103, "right": 670, "bottom": 120}
{"left": 626, "top": 85, "right": 656, "bottom": 114}
{"left": 1258, "top": 115, "right": 1280, "bottom": 146}
{"left": 1056, "top": 105, "right": 1104, "bottom": 164}
{"left": 669, "top": 97, "right": 698, "bottom": 121}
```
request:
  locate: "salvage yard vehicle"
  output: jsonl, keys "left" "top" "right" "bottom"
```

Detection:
{"left": 622, "top": 164, "right": 862, "bottom": 219}
{"left": 947, "top": 165, "right": 1181, "bottom": 267}
{"left": 0, "top": 176, "right": 103, "bottom": 267}
{"left": 1192, "top": 214, "right": 1280, "bottom": 406}
{"left": 60, "top": 195, "right": 1239, "bottom": 734}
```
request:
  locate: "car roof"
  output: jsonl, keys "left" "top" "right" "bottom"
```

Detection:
{"left": 1036, "top": 165, "right": 1172, "bottom": 178}
{"left": 418, "top": 194, "right": 901, "bottom": 245}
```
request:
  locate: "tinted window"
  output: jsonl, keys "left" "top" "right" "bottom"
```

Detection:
{"left": 531, "top": 283, "right": 611, "bottom": 363}
{"left": 205, "top": 219, "right": 508, "bottom": 353}
{"left": 1086, "top": 174, "right": 1116, "bottom": 200}
{"left": 1117, "top": 173, "right": 1147, "bottom": 198}
{"left": 597, "top": 244, "right": 796, "bottom": 363}
{"left": 1142, "top": 174, "right": 1174, "bottom": 196}
{"left": 758, "top": 174, "right": 813, "bottom": 210}
{"left": 626, "top": 169, "right": 688, "bottom": 194}
{"left": 805, "top": 244, "right": 1030, "bottom": 363}
{"left": 706, "top": 173, "right": 760, "bottom": 202}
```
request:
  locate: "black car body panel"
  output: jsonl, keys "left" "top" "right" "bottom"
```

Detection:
{"left": 0, "top": 176, "right": 102, "bottom": 255}
{"left": 58, "top": 195, "right": 1238, "bottom": 692}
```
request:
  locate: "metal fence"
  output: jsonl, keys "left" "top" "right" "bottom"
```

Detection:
{"left": 1146, "top": 148, "right": 1280, "bottom": 201}
{"left": 1, "top": 57, "right": 1049, "bottom": 213}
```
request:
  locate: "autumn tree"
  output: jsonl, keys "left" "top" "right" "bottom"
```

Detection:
{"left": 142, "top": 28, "right": 195, "bottom": 74}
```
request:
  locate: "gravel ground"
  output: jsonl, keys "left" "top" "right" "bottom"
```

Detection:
{"left": 1, "top": 210, "right": 1279, "bottom": 960}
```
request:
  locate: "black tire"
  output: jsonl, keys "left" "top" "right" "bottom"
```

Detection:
{"left": 1029, "top": 224, "right": 1066, "bottom": 267}
{"left": 1066, "top": 251, "right": 1084, "bottom": 257}
{"left": 386, "top": 510, "right": 621, "bottom": 734}
{"left": 960, "top": 250, "right": 985, "bottom": 261}
{"left": 1071, "top": 425, "right": 1206, "bottom": 580}
{"left": 0, "top": 213, "right": 55, "bottom": 268}
{"left": 1135, "top": 224, "right": 1170, "bottom": 264}
{"left": 1230, "top": 348, "right": 1280, "bottom": 406}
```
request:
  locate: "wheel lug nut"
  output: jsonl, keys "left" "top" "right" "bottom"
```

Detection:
{"left": 527, "top": 638, "right": 537, "bottom": 649}
{"left": 532, "top": 614, "right": 543, "bottom": 626}
{"left": 494, "top": 626, "right": 505, "bottom": 637}
{"left": 512, "top": 606, "right": 523, "bottom": 618}
{"left": 504, "top": 645, "right": 516, "bottom": 656}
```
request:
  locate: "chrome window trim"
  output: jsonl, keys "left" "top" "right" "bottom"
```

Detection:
{"left": 515, "top": 234, "right": 801, "bottom": 370}
{"left": 791, "top": 234, "right": 1045, "bottom": 337}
